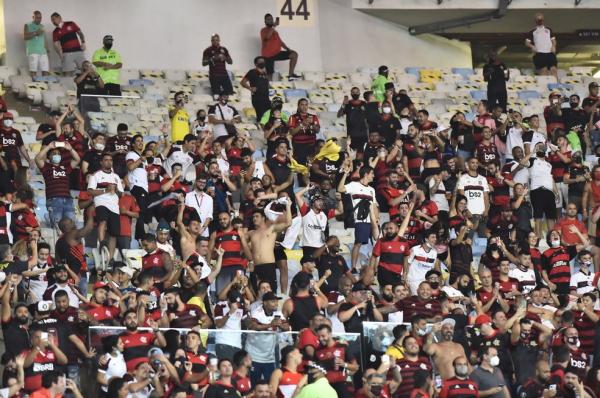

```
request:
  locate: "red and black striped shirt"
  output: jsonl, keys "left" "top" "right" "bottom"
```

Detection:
{"left": 215, "top": 230, "right": 247, "bottom": 268}
{"left": 119, "top": 330, "right": 156, "bottom": 371}
{"left": 573, "top": 310, "right": 599, "bottom": 355}
{"left": 439, "top": 377, "right": 479, "bottom": 398}
{"left": 142, "top": 249, "right": 168, "bottom": 279}
{"left": 41, "top": 163, "right": 72, "bottom": 199}
{"left": 52, "top": 21, "right": 82, "bottom": 53}
{"left": 395, "top": 296, "right": 441, "bottom": 320}
{"left": 289, "top": 113, "right": 319, "bottom": 146}
{"left": 394, "top": 356, "right": 432, "bottom": 398}
{"left": 542, "top": 245, "right": 577, "bottom": 291}
{"left": 403, "top": 139, "right": 423, "bottom": 183}
{"left": 373, "top": 236, "right": 410, "bottom": 275}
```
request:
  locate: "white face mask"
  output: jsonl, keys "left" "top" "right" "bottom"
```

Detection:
{"left": 489, "top": 355, "right": 500, "bottom": 367}
{"left": 95, "top": 143, "right": 105, "bottom": 151}
{"left": 551, "top": 239, "right": 561, "bottom": 248}
{"left": 382, "top": 107, "right": 392, "bottom": 114}
{"left": 3, "top": 120, "right": 13, "bottom": 128}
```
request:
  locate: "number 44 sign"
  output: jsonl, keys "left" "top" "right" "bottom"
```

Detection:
{"left": 276, "top": 0, "right": 314, "bottom": 27}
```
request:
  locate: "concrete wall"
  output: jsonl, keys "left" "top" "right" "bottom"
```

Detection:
{"left": 4, "top": 0, "right": 472, "bottom": 72}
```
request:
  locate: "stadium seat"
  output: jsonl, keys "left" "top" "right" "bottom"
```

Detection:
{"left": 405, "top": 67, "right": 423, "bottom": 77}
{"left": 470, "top": 90, "right": 488, "bottom": 101}
{"left": 451, "top": 68, "right": 475, "bottom": 80}
{"left": 518, "top": 90, "right": 542, "bottom": 100}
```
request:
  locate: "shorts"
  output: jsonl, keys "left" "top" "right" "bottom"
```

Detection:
{"left": 377, "top": 266, "right": 403, "bottom": 287}
{"left": 530, "top": 188, "right": 557, "bottom": 220}
{"left": 62, "top": 50, "right": 86, "bottom": 73}
{"left": 116, "top": 236, "right": 131, "bottom": 250}
{"left": 274, "top": 245, "right": 287, "bottom": 262}
{"left": 302, "top": 246, "right": 318, "bottom": 258}
{"left": 95, "top": 206, "right": 121, "bottom": 237}
{"left": 354, "top": 222, "right": 371, "bottom": 244}
{"left": 533, "top": 52, "right": 557, "bottom": 70}
{"left": 251, "top": 263, "right": 277, "bottom": 293}
{"left": 264, "top": 50, "right": 293, "bottom": 75}
{"left": 28, "top": 53, "right": 49, "bottom": 73}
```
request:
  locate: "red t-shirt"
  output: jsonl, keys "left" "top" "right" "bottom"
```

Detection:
{"left": 118, "top": 194, "right": 140, "bottom": 237}
{"left": 52, "top": 21, "right": 82, "bottom": 53}
{"left": 260, "top": 27, "right": 283, "bottom": 58}
{"left": 553, "top": 217, "right": 587, "bottom": 245}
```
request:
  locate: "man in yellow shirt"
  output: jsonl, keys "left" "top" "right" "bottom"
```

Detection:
{"left": 92, "top": 35, "right": 122, "bottom": 96}
{"left": 169, "top": 91, "right": 190, "bottom": 143}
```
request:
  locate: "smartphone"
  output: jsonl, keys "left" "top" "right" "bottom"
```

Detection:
{"left": 275, "top": 17, "right": 280, "bottom": 25}
{"left": 55, "top": 141, "right": 65, "bottom": 148}
{"left": 40, "top": 332, "right": 49, "bottom": 340}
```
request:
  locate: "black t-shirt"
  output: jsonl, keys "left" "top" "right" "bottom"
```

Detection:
{"left": 76, "top": 73, "right": 101, "bottom": 98}
{"left": 376, "top": 115, "right": 402, "bottom": 147}
{"left": 566, "top": 164, "right": 589, "bottom": 196}
{"left": 365, "top": 102, "right": 381, "bottom": 133}
{"left": 451, "top": 124, "right": 475, "bottom": 152}
{"left": 204, "top": 383, "right": 240, "bottom": 398}
{"left": 0, "top": 260, "right": 28, "bottom": 275}
{"left": 1, "top": 319, "right": 30, "bottom": 356}
{"left": 483, "top": 62, "right": 508, "bottom": 88}
{"left": 562, "top": 108, "right": 588, "bottom": 131}
{"left": 343, "top": 100, "right": 368, "bottom": 138}
{"left": 392, "top": 93, "right": 413, "bottom": 114}
{"left": 32, "top": 317, "right": 78, "bottom": 363}
{"left": 38, "top": 123, "right": 57, "bottom": 146}
{"left": 243, "top": 68, "right": 270, "bottom": 100}
{"left": 82, "top": 149, "right": 104, "bottom": 176}
{"left": 339, "top": 301, "right": 371, "bottom": 334}
{"left": 317, "top": 253, "right": 348, "bottom": 294}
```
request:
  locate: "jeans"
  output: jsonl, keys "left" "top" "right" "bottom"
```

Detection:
{"left": 47, "top": 197, "right": 75, "bottom": 225}
{"left": 250, "top": 361, "right": 276, "bottom": 387}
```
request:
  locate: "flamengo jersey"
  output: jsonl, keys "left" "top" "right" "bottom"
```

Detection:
{"left": 300, "top": 203, "right": 335, "bottom": 248}
{"left": 508, "top": 267, "right": 537, "bottom": 294}
{"left": 88, "top": 169, "right": 124, "bottom": 214}
{"left": 373, "top": 236, "right": 410, "bottom": 275}
{"left": 457, "top": 173, "right": 489, "bottom": 215}
{"left": 344, "top": 181, "right": 376, "bottom": 223}
{"left": 407, "top": 245, "right": 438, "bottom": 283}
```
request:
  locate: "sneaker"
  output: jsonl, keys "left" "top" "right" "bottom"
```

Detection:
{"left": 288, "top": 73, "right": 302, "bottom": 81}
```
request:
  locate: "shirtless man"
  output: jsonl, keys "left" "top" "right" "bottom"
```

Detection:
{"left": 176, "top": 194, "right": 202, "bottom": 262}
{"left": 423, "top": 318, "right": 468, "bottom": 380}
{"left": 56, "top": 206, "right": 95, "bottom": 286}
{"left": 247, "top": 198, "right": 292, "bottom": 293}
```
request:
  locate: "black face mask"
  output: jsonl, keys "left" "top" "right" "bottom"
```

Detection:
{"left": 351, "top": 93, "right": 360, "bottom": 100}
{"left": 570, "top": 102, "right": 579, "bottom": 109}
{"left": 256, "top": 62, "right": 266, "bottom": 69}
{"left": 16, "top": 316, "right": 29, "bottom": 325}
{"left": 266, "top": 22, "right": 274, "bottom": 27}
{"left": 536, "top": 151, "right": 545, "bottom": 158}
{"left": 572, "top": 156, "right": 582, "bottom": 164}
{"left": 370, "top": 385, "right": 384, "bottom": 395}
{"left": 429, "top": 282, "right": 439, "bottom": 290}
{"left": 198, "top": 116, "right": 206, "bottom": 122}
{"left": 147, "top": 156, "right": 153, "bottom": 164}
{"left": 104, "top": 42, "right": 113, "bottom": 50}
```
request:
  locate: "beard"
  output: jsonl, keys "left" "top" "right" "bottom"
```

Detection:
{"left": 125, "top": 323, "right": 137, "bottom": 331}
{"left": 167, "top": 303, "right": 178, "bottom": 312}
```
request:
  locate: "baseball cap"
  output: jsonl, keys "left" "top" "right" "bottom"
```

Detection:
{"left": 49, "top": 110, "right": 62, "bottom": 117}
{"left": 37, "top": 300, "right": 54, "bottom": 313}
{"left": 148, "top": 347, "right": 163, "bottom": 358}
{"left": 157, "top": 220, "right": 170, "bottom": 232}
{"left": 117, "top": 265, "right": 134, "bottom": 277}
{"left": 300, "top": 255, "right": 316, "bottom": 265}
{"left": 440, "top": 318, "right": 456, "bottom": 328}
{"left": 425, "top": 270, "right": 442, "bottom": 279}
{"left": 103, "top": 35, "right": 114, "bottom": 41}
{"left": 227, "top": 289, "right": 243, "bottom": 303}
{"left": 549, "top": 91, "right": 561, "bottom": 99}
{"left": 262, "top": 291, "right": 282, "bottom": 302}
{"left": 93, "top": 281, "right": 109, "bottom": 291}
{"left": 378, "top": 65, "right": 389, "bottom": 74}
{"left": 474, "top": 314, "right": 493, "bottom": 326}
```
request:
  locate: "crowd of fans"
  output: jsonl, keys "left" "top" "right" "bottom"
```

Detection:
{"left": 1, "top": 7, "right": 600, "bottom": 398}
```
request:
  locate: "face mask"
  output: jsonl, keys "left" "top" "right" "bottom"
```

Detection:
{"left": 370, "top": 385, "right": 383, "bottom": 395}
{"left": 570, "top": 102, "right": 579, "bottom": 108}
{"left": 429, "top": 282, "right": 439, "bottom": 290}
{"left": 51, "top": 154, "right": 61, "bottom": 165}
{"left": 572, "top": 156, "right": 582, "bottom": 164}
{"left": 536, "top": 151, "right": 545, "bottom": 157}
{"left": 417, "top": 328, "right": 427, "bottom": 336}
{"left": 95, "top": 143, "right": 105, "bottom": 151}
{"left": 3, "top": 120, "right": 13, "bottom": 128}
{"left": 307, "top": 372, "right": 317, "bottom": 384}
{"left": 351, "top": 93, "right": 360, "bottom": 100}
{"left": 551, "top": 239, "right": 561, "bottom": 248}
{"left": 582, "top": 260, "right": 592, "bottom": 267}
{"left": 567, "top": 336, "right": 581, "bottom": 347}
{"left": 380, "top": 335, "right": 393, "bottom": 348}
{"left": 382, "top": 107, "right": 392, "bottom": 114}
{"left": 104, "top": 42, "right": 113, "bottom": 50}
{"left": 455, "top": 365, "right": 469, "bottom": 377}
{"left": 520, "top": 332, "right": 530, "bottom": 340}
{"left": 16, "top": 316, "right": 29, "bottom": 325}
{"left": 489, "top": 355, "right": 500, "bottom": 367}
{"left": 256, "top": 62, "right": 266, "bottom": 69}
{"left": 198, "top": 115, "right": 206, "bottom": 122}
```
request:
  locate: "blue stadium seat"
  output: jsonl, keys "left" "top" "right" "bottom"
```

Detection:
{"left": 452, "top": 68, "right": 475, "bottom": 80}
{"left": 284, "top": 89, "right": 308, "bottom": 99}
{"left": 405, "top": 67, "right": 423, "bottom": 77}
{"left": 129, "top": 79, "right": 154, "bottom": 87}
{"left": 470, "top": 90, "right": 487, "bottom": 101}
{"left": 518, "top": 90, "right": 542, "bottom": 100}
{"left": 548, "top": 83, "right": 573, "bottom": 91}
{"left": 33, "top": 76, "right": 59, "bottom": 83}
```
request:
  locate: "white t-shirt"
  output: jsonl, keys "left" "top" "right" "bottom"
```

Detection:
{"left": 457, "top": 173, "right": 489, "bottom": 215}
{"left": 505, "top": 127, "right": 524, "bottom": 159}
{"left": 508, "top": 267, "right": 537, "bottom": 294}
{"left": 428, "top": 178, "right": 449, "bottom": 212}
{"left": 99, "top": 352, "right": 127, "bottom": 392}
{"left": 208, "top": 103, "right": 240, "bottom": 139}
{"left": 528, "top": 25, "right": 555, "bottom": 53}
{"left": 300, "top": 204, "right": 335, "bottom": 248}
{"left": 27, "top": 262, "right": 51, "bottom": 303}
{"left": 164, "top": 149, "right": 195, "bottom": 178}
{"left": 184, "top": 191, "right": 213, "bottom": 237}
{"left": 344, "top": 181, "right": 376, "bottom": 223}
{"left": 529, "top": 157, "right": 554, "bottom": 191}
{"left": 88, "top": 170, "right": 123, "bottom": 214}
{"left": 407, "top": 244, "right": 438, "bottom": 283}
{"left": 245, "top": 305, "right": 284, "bottom": 363}
{"left": 251, "top": 160, "right": 266, "bottom": 179}
{"left": 213, "top": 301, "right": 247, "bottom": 348}
{"left": 125, "top": 151, "right": 149, "bottom": 191}
{"left": 570, "top": 270, "right": 597, "bottom": 296}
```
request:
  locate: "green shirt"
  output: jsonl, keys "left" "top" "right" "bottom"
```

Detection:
{"left": 371, "top": 74, "right": 390, "bottom": 102}
{"left": 92, "top": 48, "right": 122, "bottom": 85}
{"left": 25, "top": 22, "right": 46, "bottom": 55}
{"left": 567, "top": 130, "right": 582, "bottom": 153}
{"left": 260, "top": 109, "right": 290, "bottom": 125}
{"left": 295, "top": 378, "right": 338, "bottom": 398}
